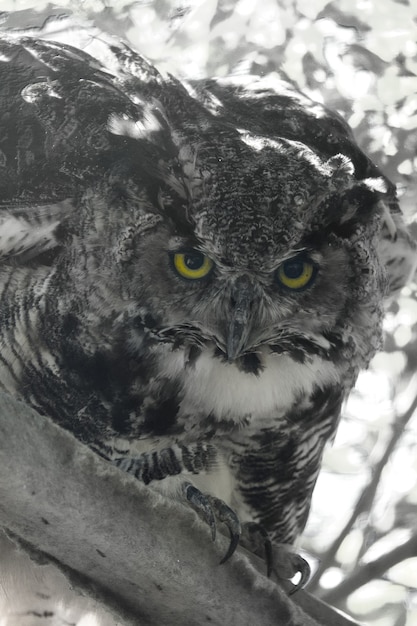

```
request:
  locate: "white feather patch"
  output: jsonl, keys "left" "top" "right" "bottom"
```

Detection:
{"left": 0, "top": 200, "right": 73, "bottom": 259}
{"left": 158, "top": 346, "right": 341, "bottom": 424}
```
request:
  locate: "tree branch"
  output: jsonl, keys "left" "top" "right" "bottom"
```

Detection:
{"left": 320, "top": 530, "right": 417, "bottom": 605}
{"left": 0, "top": 390, "right": 359, "bottom": 625}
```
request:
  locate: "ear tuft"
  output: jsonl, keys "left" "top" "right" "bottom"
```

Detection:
{"left": 326, "top": 154, "right": 355, "bottom": 177}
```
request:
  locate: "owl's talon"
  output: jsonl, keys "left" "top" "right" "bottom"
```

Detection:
{"left": 219, "top": 531, "right": 240, "bottom": 564}
{"left": 183, "top": 482, "right": 216, "bottom": 541}
{"left": 242, "top": 522, "right": 273, "bottom": 577}
{"left": 182, "top": 483, "right": 241, "bottom": 562}
{"left": 206, "top": 495, "right": 241, "bottom": 563}
{"left": 289, "top": 555, "right": 311, "bottom": 595}
{"left": 240, "top": 524, "right": 310, "bottom": 590}
{"left": 272, "top": 546, "right": 311, "bottom": 593}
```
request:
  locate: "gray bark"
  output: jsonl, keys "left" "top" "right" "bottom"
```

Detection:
{"left": 0, "top": 391, "right": 358, "bottom": 625}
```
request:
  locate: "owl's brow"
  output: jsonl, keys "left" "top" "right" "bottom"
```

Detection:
{"left": 277, "top": 246, "right": 318, "bottom": 263}
{"left": 167, "top": 236, "right": 205, "bottom": 251}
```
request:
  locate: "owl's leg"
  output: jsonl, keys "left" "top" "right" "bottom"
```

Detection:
{"left": 112, "top": 445, "right": 242, "bottom": 563}
{"left": 240, "top": 522, "right": 310, "bottom": 593}
{"left": 240, "top": 522, "right": 273, "bottom": 577}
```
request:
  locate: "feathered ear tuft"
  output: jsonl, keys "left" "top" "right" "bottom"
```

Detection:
{"left": 322, "top": 156, "right": 416, "bottom": 294}
{"left": 0, "top": 199, "right": 74, "bottom": 263}
{"left": 362, "top": 176, "right": 389, "bottom": 195}
{"left": 326, "top": 154, "right": 355, "bottom": 178}
{"left": 321, "top": 154, "right": 401, "bottom": 233}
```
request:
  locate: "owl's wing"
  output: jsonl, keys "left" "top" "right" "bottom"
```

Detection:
{"left": 0, "top": 36, "right": 151, "bottom": 202}
{"left": 191, "top": 72, "right": 416, "bottom": 296}
{"left": 0, "top": 35, "right": 171, "bottom": 263}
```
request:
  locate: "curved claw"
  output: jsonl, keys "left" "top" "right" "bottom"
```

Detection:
{"left": 182, "top": 482, "right": 241, "bottom": 564}
{"left": 183, "top": 482, "right": 216, "bottom": 541}
{"left": 206, "top": 495, "right": 242, "bottom": 564}
{"left": 288, "top": 555, "right": 311, "bottom": 595}
{"left": 219, "top": 529, "right": 240, "bottom": 565}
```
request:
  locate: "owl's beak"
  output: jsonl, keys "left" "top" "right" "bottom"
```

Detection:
{"left": 226, "top": 277, "right": 256, "bottom": 361}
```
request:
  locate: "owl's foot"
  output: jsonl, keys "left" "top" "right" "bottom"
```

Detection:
{"left": 182, "top": 483, "right": 309, "bottom": 592}
{"left": 182, "top": 482, "right": 241, "bottom": 563}
{"left": 272, "top": 545, "right": 310, "bottom": 594}
{"left": 241, "top": 522, "right": 310, "bottom": 593}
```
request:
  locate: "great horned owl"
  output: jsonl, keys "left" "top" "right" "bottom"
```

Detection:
{"left": 0, "top": 35, "right": 415, "bottom": 585}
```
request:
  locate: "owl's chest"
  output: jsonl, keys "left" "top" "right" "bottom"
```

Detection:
{"left": 153, "top": 346, "right": 341, "bottom": 435}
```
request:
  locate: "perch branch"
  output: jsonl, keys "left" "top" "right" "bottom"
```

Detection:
{"left": 0, "top": 390, "right": 360, "bottom": 625}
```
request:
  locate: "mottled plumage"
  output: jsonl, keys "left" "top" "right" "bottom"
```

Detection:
{"left": 0, "top": 34, "right": 415, "bottom": 584}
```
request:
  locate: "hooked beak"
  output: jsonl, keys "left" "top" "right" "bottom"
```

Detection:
{"left": 226, "top": 277, "right": 257, "bottom": 361}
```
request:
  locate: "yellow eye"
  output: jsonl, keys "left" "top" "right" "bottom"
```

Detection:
{"left": 276, "top": 256, "right": 317, "bottom": 291}
{"left": 171, "top": 250, "right": 213, "bottom": 280}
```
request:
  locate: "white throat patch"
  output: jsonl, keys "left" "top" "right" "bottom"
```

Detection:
{"left": 158, "top": 346, "right": 341, "bottom": 423}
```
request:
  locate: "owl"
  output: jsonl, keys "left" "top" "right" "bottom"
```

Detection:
{"left": 0, "top": 34, "right": 415, "bottom": 589}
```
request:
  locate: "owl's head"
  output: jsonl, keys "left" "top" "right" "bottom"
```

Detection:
{"left": 85, "top": 110, "right": 388, "bottom": 380}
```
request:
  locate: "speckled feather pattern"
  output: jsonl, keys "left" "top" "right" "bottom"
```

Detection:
{"left": 0, "top": 34, "right": 415, "bottom": 556}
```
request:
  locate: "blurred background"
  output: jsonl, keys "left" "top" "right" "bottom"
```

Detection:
{"left": 1, "top": 1, "right": 417, "bottom": 624}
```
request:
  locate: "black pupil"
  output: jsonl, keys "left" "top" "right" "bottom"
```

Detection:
{"left": 283, "top": 260, "right": 304, "bottom": 278}
{"left": 185, "top": 252, "right": 204, "bottom": 270}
